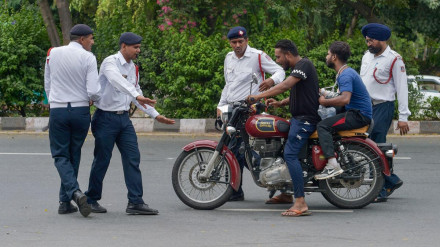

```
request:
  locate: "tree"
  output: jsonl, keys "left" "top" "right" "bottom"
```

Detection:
{"left": 38, "top": 0, "right": 60, "bottom": 47}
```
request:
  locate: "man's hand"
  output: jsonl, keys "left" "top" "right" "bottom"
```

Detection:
{"left": 247, "top": 95, "right": 260, "bottom": 104}
{"left": 318, "top": 95, "right": 326, "bottom": 105}
{"left": 266, "top": 98, "right": 282, "bottom": 108}
{"left": 136, "top": 96, "right": 156, "bottom": 108}
{"left": 259, "top": 78, "right": 275, "bottom": 92}
{"left": 155, "top": 115, "right": 175, "bottom": 124}
{"left": 89, "top": 100, "right": 94, "bottom": 106}
{"left": 396, "top": 121, "right": 409, "bottom": 135}
{"left": 216, "top": 108, "right": 222, "bottom": 118}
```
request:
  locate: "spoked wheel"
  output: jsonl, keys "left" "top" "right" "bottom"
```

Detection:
{"left": 172, "top": 147, "right": 234, "bottom": 210}
{"left": 320, "top": 140, "right": 384, "bottom": 209}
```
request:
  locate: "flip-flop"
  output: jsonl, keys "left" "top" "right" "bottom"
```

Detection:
{"left": 281, "top": 209, "right": 312, "bottom": 217}
{"left": 265, "top": 195, "right": 293, "bottom": 204}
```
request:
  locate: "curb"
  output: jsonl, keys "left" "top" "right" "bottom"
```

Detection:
{"left": 0, "top": 117, "right": 439, "bottom": 134}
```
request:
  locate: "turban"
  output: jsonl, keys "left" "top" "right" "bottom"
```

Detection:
{"left": 361, "top": 23, "right": 391, "bottom": 41}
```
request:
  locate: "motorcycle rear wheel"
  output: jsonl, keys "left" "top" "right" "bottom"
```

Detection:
{"left": 172, "top": 147, "right": 234, "bottom": 210}
{"left": 320, "top": 140, "right": 384, "bottom": 209}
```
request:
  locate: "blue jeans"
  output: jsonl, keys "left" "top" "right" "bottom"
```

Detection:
{"left": 371, "top": 101, "right": 402, "bottom": 197}
{"left": 85, "top": 109, "right": 144, "bottom": 204}
{"left": 284, "top": 118, "right": 316, "bottom": 198}
{"left": 49, "top": 105, "right": 91, "bottom": 202}
{"left": 228, "top": 136, "right": 260, "bottom": 194}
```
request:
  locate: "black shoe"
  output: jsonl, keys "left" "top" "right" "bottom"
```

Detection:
{"left": 91, "top": 202, "right": 107, "bottom": 213}
{"left": 58, "top": 201, "right": 78, "bottom": 214}
{"left": 373, "top": 196, "right": 388, "bottom": 203}
{"left": 386, "top": 180, "right": 403, "bottom": 197}
{"left": 228, "top": 192, "right": 244, "bottom": 201}
{"left": 126, "top": 203, "right": 158, "bottom": 215}
{"left": 72, "top": 190, "right": 92, "bottom": 217}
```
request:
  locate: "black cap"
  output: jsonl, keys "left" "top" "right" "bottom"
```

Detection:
{"left": 119, "top": 32, "right": 143, "bottom": 46}
{"left": 227, "top": 26, "right": 247, "bottom": 40}
{"left": 70, "top": 24, "right": 93, "bottom": 36}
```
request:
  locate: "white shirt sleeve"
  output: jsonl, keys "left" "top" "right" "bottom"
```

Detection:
{"left": 131, "top": 82, "right": 160, "bottom": 119}
{"left": 86, "top": 55, "right": 101, "bottom": 102}
{"left": 218, "top": 58, "right": 230, "bottom": 107}
{"left": 393, "top": 58, "right": 411, "bottom": 121}
{"left": 44, "top": 62, "right": 50, "bottom": 99}
{"left": 100, "top": 57, "right": 141, "bottom": 99}
{"left": 260, "top": 52, "right": 285, "bottom": 84}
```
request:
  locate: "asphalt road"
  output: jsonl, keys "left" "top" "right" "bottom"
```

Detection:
{"left": 0, "top": 133, "right": 439, "bottom": 247}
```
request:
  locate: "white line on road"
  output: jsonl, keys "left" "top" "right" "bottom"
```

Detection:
{"left": 394, "top": 157, "right": 411, "bottom": 160}
{"left": 0, "top": 153, "right": 51, "bottom": 155}
{"left": 219, "top": 208, "right": 353, "bottom": 213}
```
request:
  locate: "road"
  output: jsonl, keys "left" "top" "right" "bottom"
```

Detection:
{"left": 0, "top": 133, "right": 439, "bottom": 247}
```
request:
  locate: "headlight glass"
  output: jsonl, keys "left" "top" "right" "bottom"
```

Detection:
{"left": 218, "top": 105, "right": 233, "bottom": 124}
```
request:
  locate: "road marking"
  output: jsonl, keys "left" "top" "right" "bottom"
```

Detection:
{"left": 394, "top": 157, "right": 411, "bottom": 160}
{"left": 218, "top": 208, "right": 353, "bottom": 213}
{"left": 0, "top": 153, "right": 51, "bottom": 155}
{"left": 166, "top": 157, "right": 175, "bottom": 160}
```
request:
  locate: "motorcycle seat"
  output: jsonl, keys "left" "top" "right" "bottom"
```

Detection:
{"left": 309, "top": 125, "right": 370, "bottom": 139}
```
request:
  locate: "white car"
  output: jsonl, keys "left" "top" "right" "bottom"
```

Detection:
{"left": 408, "top": 75, "right": 440, "bottom": 104}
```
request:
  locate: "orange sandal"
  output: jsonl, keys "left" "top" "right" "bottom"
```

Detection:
{"left": 281, "top": 209, "right": 312, "bottom": 217}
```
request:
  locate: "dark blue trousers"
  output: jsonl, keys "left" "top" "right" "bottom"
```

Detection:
{"left": 284, "top": 118, "right": 316, "bottom": 198}
{"left": 49, "top": 105, "right": 90, "bottom": 202}
{"left": 370, "top": 101, "right": 401, "bottom": 197}
{"left": 85, "top": 109, "right": 144, "bottom": 204}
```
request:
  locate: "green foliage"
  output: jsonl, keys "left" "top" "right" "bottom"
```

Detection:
{"left": 139, "top": 31, "right": 230, "bottom": 118}
{"left": 424, "top": 96, "right": 440, "bottom": 120}
{"left": 0, "top": 4, "right": 49, "bottom": 116}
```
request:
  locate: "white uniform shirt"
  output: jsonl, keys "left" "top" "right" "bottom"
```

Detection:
{"left": 95, "top": 52, "right": 159, "bottom": 118}
{"left": 360, "top": 46, "right": 411, "bottom": 122}
{"left": 44, "top": 42, "right": 101, "bottom": 107}
{"left": 218, "top": 45, "right": 285, "bottom": 107}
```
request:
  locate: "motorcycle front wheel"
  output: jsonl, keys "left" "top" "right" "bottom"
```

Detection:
{"left": 320, "top": 140, "right": 385, "bottom": 209}
{"left": 172, "top": 147, "right": 234, "bottom": 210}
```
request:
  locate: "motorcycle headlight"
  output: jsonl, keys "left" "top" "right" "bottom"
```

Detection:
{"left": 218, "top": 105, "right": 233, "bottom": 124}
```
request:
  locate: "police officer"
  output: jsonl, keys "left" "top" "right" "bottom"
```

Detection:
{"left": 44, "top": 24, "right": 100, "bottom": 217}
{"left": 360, "top": 23, "right": 410, "bottom": 202}
{"left": 85, "top": 32, "right": 175, "bottom": 215}
{"left": 218, "top": 26, "right": 285, "bottom": 201}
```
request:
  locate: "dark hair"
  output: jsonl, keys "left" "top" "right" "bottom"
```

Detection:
{"left": 275, "top": 39, "right": 298, "bottom": 56}
{"left": 70, "top": 34, "right": 81, "bottom": 41}
{"left": 329, "top": 41, "right": 351, "bottom": 63}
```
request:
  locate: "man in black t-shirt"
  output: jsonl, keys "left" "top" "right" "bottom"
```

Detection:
{"left": 248, "top": 39, "right": 320, "bottom": 217}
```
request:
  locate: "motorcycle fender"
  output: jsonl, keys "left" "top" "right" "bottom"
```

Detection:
{"left": 182, "top": 140, "right": 241, "bottom": 191}
{"left": 344, "top": 137, "right": 391, "bottom": 176}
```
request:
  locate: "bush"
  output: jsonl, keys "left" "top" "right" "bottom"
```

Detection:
{"left": 424, "top": 97, "right": 440, "bottom": 120}
{"left": 0, "top": 4, "right": 49, "bottom": 117}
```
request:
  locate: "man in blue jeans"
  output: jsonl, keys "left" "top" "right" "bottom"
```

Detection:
{"left": 314, "top": 41, "right": 372, "bottom": 180}
{"left": 248, "top": 39, "right": 321, "bottom": 216}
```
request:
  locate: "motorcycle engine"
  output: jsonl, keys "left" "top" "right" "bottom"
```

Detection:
{"left": 252, "top": 138, "right": 292, "bottom": 188}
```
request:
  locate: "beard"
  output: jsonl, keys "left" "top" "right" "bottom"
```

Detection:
{"left": 326, "top": 59, "right": 335, "bottom": 69}
{"left": 368, "top": 45, "right": 382, "bottom": 54}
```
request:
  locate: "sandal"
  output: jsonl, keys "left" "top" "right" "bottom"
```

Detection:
{"left": 281, "top": 209, "right": 312, "bottom": 217}
{"left": 265, "top": 194, "right": 293, "bottom": 204}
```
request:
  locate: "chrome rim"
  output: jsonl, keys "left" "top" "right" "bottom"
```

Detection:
{"left": 326, "top": 148, "right": 378, "bottom": 201}
{"left": 178, "top": 149, "right": 231, "bottom": 203}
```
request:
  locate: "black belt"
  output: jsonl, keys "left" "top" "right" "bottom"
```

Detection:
{"left": 97, "top": 109, "right": 128, "bottom": 115}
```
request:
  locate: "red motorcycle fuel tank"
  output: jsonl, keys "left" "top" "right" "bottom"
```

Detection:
{"left": 245, "top": 114, "right": 289, "bottom": 138}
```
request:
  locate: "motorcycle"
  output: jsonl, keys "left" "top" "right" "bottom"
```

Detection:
{"left": 172, "top": 76, "right": 397, "bottom": 210}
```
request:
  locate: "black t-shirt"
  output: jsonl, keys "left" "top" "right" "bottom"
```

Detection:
{"left": 288, "top": 57, "right": 321, "bottom": 124}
